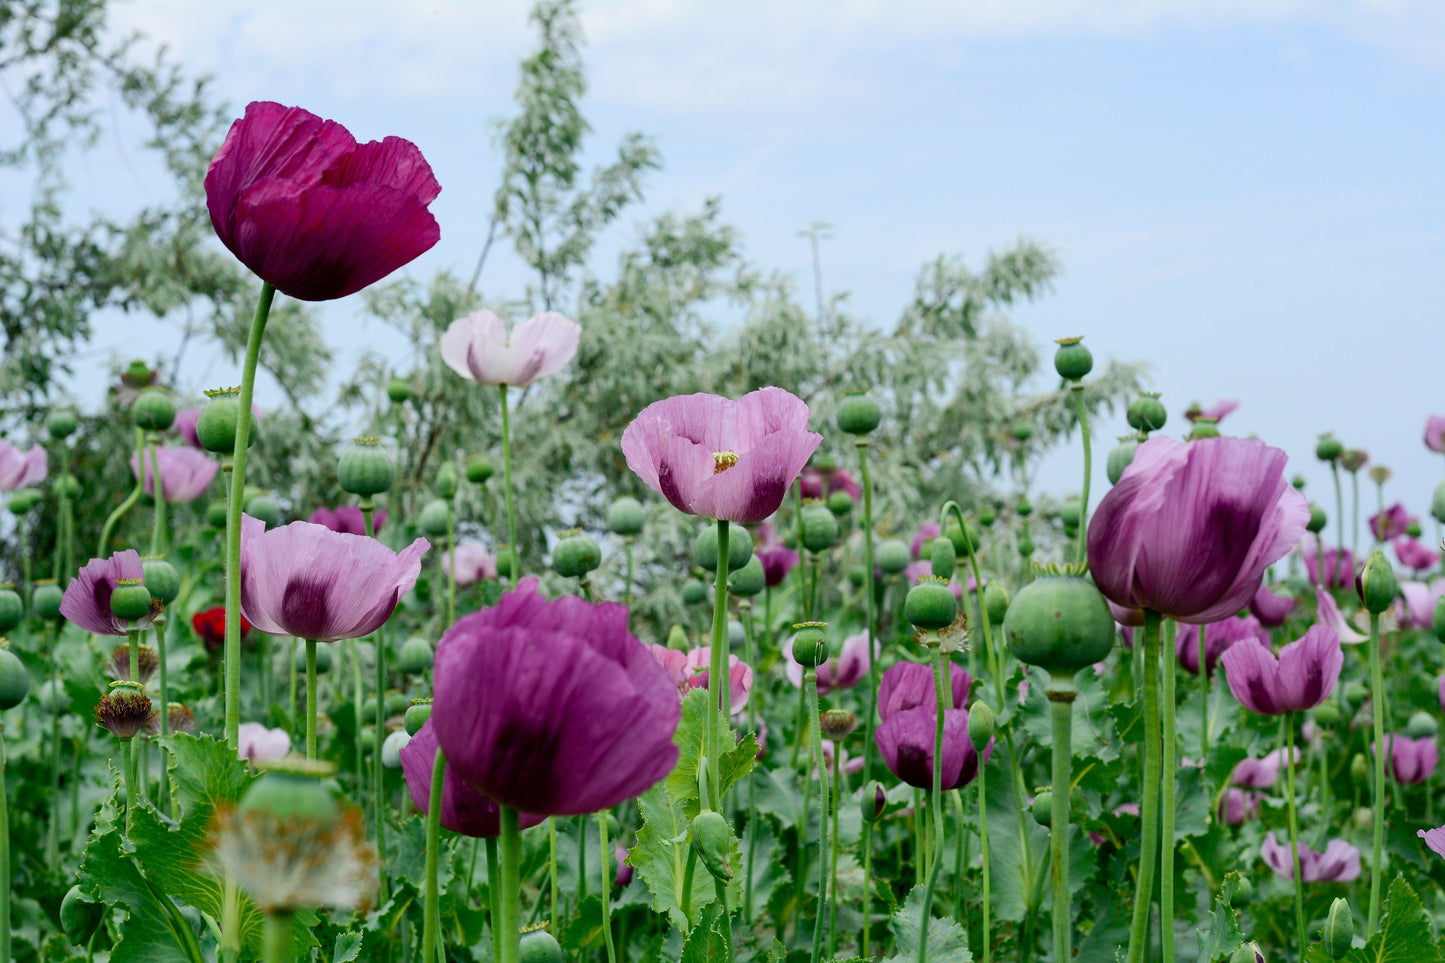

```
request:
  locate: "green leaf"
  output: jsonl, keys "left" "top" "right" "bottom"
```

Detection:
{"left": 1193, "top": 887, "right": 1246, "bottom": 962}
{"left": 1316, "top": 876, "right": 1444, "bottom": 963}
{"left": 631, "top": 785, "right": 742, "bottom": 931}
{"left": 983, "top": 761, "right": 1047, "bottom": 923}
{"left": 664, "top": 688, "right": 758, "bottom": 817}
{"left": 679, "top": 903, "right": 728, "bottom": 963}
{"left": 884, "top": 884, "right": 972, "bottom": 963}
{"left": 160, "top": 732, "right": 253, "bottom": 813}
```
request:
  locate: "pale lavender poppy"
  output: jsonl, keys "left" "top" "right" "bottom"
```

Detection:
{"left": 1400, "top": 579, "right": 1445, "bottom": 630}
{"left": 1261, "top": 831, "right": 1361, "bottom": 882}
{"left": 60, "top": 549, "right": 156, "bottom": 636}
{"left": 399, "top": 718, "right": 545, "bottom": 837}
{"left": 237, "top": 722, "right": 291, "bottom": 763}
{"left": 620, "top": 388, "right": 822, "bottom": 525}
{"left": 1418, "top": 825, "right": 1445, "bottom": 859}
{"left": 440, "top": 309, "right": 580, "bottom": 388}
{"left": 1394, "top": 536, "right": 1439, "bottom": 573}
{"left": 784, "top": 630, "right": 877, "bottom": 695}
{"left": 877, "top": 661, "right": 973, "bottom": 718}
{"left": 1316, "top": 589, "right": 1367, "bottom": 644}
{"left": 441, "top": 542, "right": 497, "bottom": 587}
{"left": 239, "top": 514, "right": 428, "bottom": 642}
{"left": 0, "top": 440, "right": 46, "bottom": 491}
{"left": 1177, "top": 614, "right": 1269, "bottom": 677}
{"left": 1249, "top": 583, "right": 1294, "bottom": 627}
{"left": 1426, "top": 415, "right": 1445, "bottom": 454}
{"left": 1220, "top": 625, "right": 1343, "bottom": 716}
{"left": 1376, "top": 734, "right": 1439, "bottom": 784}
{"left": 1086, "top": 435, "right": 1308, "bottom": 624}
{"left": 173, "top": 407, "right": 203, "bottom": 448}
{"left": 130, "top": 446, "right": 220, "bottom": 503}
{"left": 308, "top": 505, "right": 386, "bottom": 536}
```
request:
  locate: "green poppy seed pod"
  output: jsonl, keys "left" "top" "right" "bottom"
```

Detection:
{"left": 876, "top": 539, "right": 911, "bottom": 575}
{"left": 397, "top": 636, "right": 434, "bottom": 675}
{"left": 790, "top": 624, "right": 830, "bottom": 668}
{"left": 418, "top": 499, "right": 451, "bottom": 538}
{"left": 827, "top": 489, "right": 854, "bottom": 516}
{"left": 245, "top": 492, "right": 281, "bottom": 529}
{"left": 404, "top": 701, "right": 432, "bottom": 736}
{"left": 983, "top": 582, "right": 1010, "bottom": 624}
{"left": 1017, "top": 534, "right": 1035, "bottom": 558}
{"left": 1187, "top": 418, "right": 1219, "bottom": 440}
{"left": 729, "top": 556, "right": 766, "bottom": 598}
{"left": 1053, "top": 336, "right": 1093, "bottom": 381}
{"left": 142, "top": 557, "right": 180, "bottom": 605}
{"left": 1407, "top": 520, "right": 1423, "bottom": 538}
{"left": 433, "top": 461, "right": 458, "bottom": 500}
{"left": 682, "top": 580, "right": 708, "bottom": 606}
{"left": 519, "top": 928, "right": 564, "bottom": 963}
{"left": 294, "top": 642, "right": 333, "bottom": 673}
{"left": 381, "top": 729, "right": 410, "bottom": 769}
{"left": 968, "top": 701, "right": 996, "bottom": 751}
{"left": 1011, "top": 420, "right": 1034, "bottom": 442}
{"left": 338, "top": 438, "right": 395, "bottom": 497}
{"left": 1357, "top": 549, "right": 1398, "bottom": 614}
{"left": 196, "top": 389, "right": 255, "bottom": 454}
{"left": 110, "top": 579, "right": 152, "bottom": 623}
{"left": 359, "top": 726, "right": 376, "bottom": 751}
{"left": 0, "top": 587, "right": 21, "bottom": 634}
{"left": 465, "top": 452, "right": 495, "bottom": 485}
{"left": 815, "top": 454, "right": 838, "bottom": 473}
{"left": 943, "top": 518, "right": 978, "bottom": 555}
{"left": 1106, "top": 437, "right": 1139, "bottom": 485}
{"left": 693, "top": 525, "right": 753, "bottom": 573}
{"left": 0, "top": 645, "right": 28, "bottom": 710}
{"left": 905, "top": 579, "right": 958, "bottom": 632}
{"left": 554, "top": 533, "right": 603, "bottom": 579}
{"left": 1315, "top": 434, "right": 1344, "bottom": 462}
{"left": 47, "top": 407, "right": 78, "bottom": 440}
{"left": 607, "top": 496, "right": 645, "bottom": 536}
{"left": 8, "top": 487, "right": 41, "bottom": 514}
{"left": 1306, "top": 503, "right": 1326, "bottom": 533}
{"left": 979, "top": 505, "right": 996, "bottom": 527}
{"left": 495, "top": 544, "right": 518, "bottom": 581}
{"left": 1059, "top": 497, "right": 1082, "bottom": 530}
{"left": 206, "top": 499, "right": 228, "bottom": 529}
{"left": 386, "top": 377, "right": 411, "bottom": 404}
{"left": 691, "top": 809, "right": 733, "bottom": 881}
{"left": 1003, "top": 575, "right": 1115, "bottom": 680}
{"left": 1030, "top": 790, "right": 1052, "bottom": 826}
{"left": 1125, "top": 394, "right": 1167, "bottom": 433}
{"left": 1017, "top": 496, "right": 1033, "bottom": 518}
{"left": 847, "top": 565, "right": 866, "bottom": 588}
{"left": 121, "top": 359, "right": 154, "bottom": 388}
{"left": 929, "top": 537, "right": 957, "bottom": 578}
{"left": 1432, "top": 481, "right": 1445, "bottom": 525}
{"left": 1406, "top": 710, "right": 1438, "bottom": 739}
{"left": 238, "top": 764, "right": 336, "bottom": 821}
{"left": 1311, "top": 702, "right": 1341, "bottom": 727}
{"left": 52, "top": 474, "right": 79, "bottom": 500}
{"left": 837, "top": 392, "right": 882, "bottom": 435}
{"left": 31, "top": 581, "right": 62, "bottom": 621}
{"left": 800, "top": 503, "right": 839, "bottom": 553}
{"left": 1322, "top": 897, "right": 1354, "bottom": 960}
{"left": 131, "top": 388, "right": 176, "bottom": 432}
{"left": 1229, "top": 943, "right": 1264, "bottom": 963}
{"left": 861, "top": 781, "right": 887, "bottom": 823}
{"left": 60, "top": 885, "right": 104, "bottom": 946}
{"left": 37, "top": 678, "right": 68, "bottom": 715}
{"left": 1350, "top": 753, "right": 1368, "bottom": 783}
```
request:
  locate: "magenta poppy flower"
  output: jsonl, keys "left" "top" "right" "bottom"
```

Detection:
{"left": 1316, "top": 589, "right": 1367, "bottom": 644}
{"left": 798, "top": 468, "right": 825, "bottom": 499}
{"left": 237, "top": 722, "right": 291, "bottom": 763}
{"left": 646, "top": 644, "right": 754, "bottom": 715}
{"left": 130, "top": 447, "right": 220, "bottom": 504}
{"left": 1394, "top": 536, "right": 1440, "bottom": 573}
{"left": 432, "top": 579, "right": 680, "bottom": 816}
{"left": 1376, "top": 734, "right": 1439, "bottom": 784}
{"left": 877, "top": 661, "right": 973, "bottom": 719}
{"left": 441, "top": 543, "right": 498, "bottom": 587}
{"left": 173, "top": 407, "right": 203, "bottom": 448}
{"left": 875, "top": 704, "right": 992, "bottom": 791}
{"left": 439, "top": 309, "right": 581, "bottom": 388}
{"left": 1261, "top": 832, "right": 1361, "bottom": 882}
{"left": 826, "top": 468, "right": 861, "bottom": 501}
{"left": 1401, "top": 580, "right": 1445, "bottom": 630}
{"left": 1086, "top": 435, "right": 1308, "bottom": 624}
{"left": 308, "top": 505, "right": 386, "bottom": 536}
{"left": 399, "top": 718, "right": 545, "bottom": 838}
{"left": 0, "top": 440, "right": 46, "bottom": 491}
{"left": 784, "top": 630, "right": 876, "bottom": 695}
{"left": 1300, "top": 535, "right": 1355, "bottom": 591}
{"left": 614, "top": 846, "right": 633, "bottom": 888}
{"left": 1426, "top": 415, "right": 1445, "bottom": 454}
{"left": 911, "top": 522, "right": 942, "bottom": 560}
{"left": 1177, "top": 614, "right": 1269, "bottom": 677}
{"left": 753, "top": 522, "right": 800, "bottom": 588}
{"left": 60, "top": 550, "right": 156, "bottom": 636}
{"left": 1219, "top": 625, "right": 1343, "bottom": 715}
{"left": 205, "top": 101, "right": 440, "bottom": 301}
{"left": 620, "top": 388, "right": 822, "bottom": 525}
{"left": 1369, "top": 502, "right": 1414, "bottom": 542}
{"left": 1219, "top": 788, "right": 1260, "bottom": 826}
{"left": 1249, "top": 583, "right": 1294, "bottom": 627}
{"left": 239, "top": 515, "right": 428, "bottom": 641}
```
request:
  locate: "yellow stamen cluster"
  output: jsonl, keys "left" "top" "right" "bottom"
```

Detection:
{"left": 712, "top": 450, "right": 739, "bottom": 474}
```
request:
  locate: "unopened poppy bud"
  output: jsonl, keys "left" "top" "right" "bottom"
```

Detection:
{"left": 47, "top": 407, "right": 78, "bottom": 440}
{"left": 465, "top": 452, "right": 495, "bottom": 484}
{"left": 404, "top": 700, "right": 432, "bottom": 736}
{"left": 8, "top": 487, "right": 40, "bottom": 514}
{"left": 694, "top": 525, "right": 753, "bottom": 573}
{"left": 877, "top": 539, "right": 911, "bottom": 575}
{"left": 245, "top": 492, "right": 281, "bottom": 529}
{"left": 1312, "top": 702, "right": 1341, "bottom": 727}
{"left": 837, "top": 391, "right": 882, "bottom": 435}
{"left": 982, "top": 582, "right": 1010, "bottom": 624}
{"left": 1229, "top": 943, "right": 1264, "bottom": 963}
{"left": 196, "top": 388, "right": 256, "bottom": 454}
{"left": 1315, "top": 434, "right": 1343, "bottom": 462}
{"left": 968, "top": 702, "right": 996, "bottom": 751}
{"left": 682, "top": 580, "right": 707, "bottom": 606}
{"left": 0, "top": 643, "right": 27, "bottom": 710}
{"left": 1003, "top": 575, "right": 1115, "bottom": 680}
{"left": 397, "top": 637, "right": 434, "bottom": 675}
{"left": 819, "top": 709, "right": 858, "bottom": 740}
{"left": 790, "top": 623, "right": 830, "bottom": 668}
{"left": 0, "top": 587, "right": 20, "bottom": 634}
{"left": 31, "top": 580, "right": 62, "bottom": 621}
{"left": 943, "top": 518, "right": 978, "bottom": 555}
{"left": 132, "top": 388, "right": 176, "bottom": 432}
{"left": 691, "top": 809, "right": 733, "bottom": 881}
{"left": 905, "top": 578, "right": 958, "bottom": 632}
{"left": 1307, "top": 503, "right": 1327, "bottom": 533}
{"left": 381, "top": 730, "right": 410, "bottom": 769}
{"left": 519, "top": 928, "right": 564, "bottom": 963}
{"left": 1031, "top": 790, "right": 1053, "bottom": 826}
{"left": 110, "top": 579, "right": 153, "bottom": 623}
{"left": 338, "top": 438, "right": 395, "bottom": 497}
{"left": 1406, "top": 711, "right": 1438, "bottom": 739}
{"left": 60, "top": 886, "right": 104, "bottom": 945}
{"left": 979, "top": 505, "right": 996, "bottom": 527}
{"left": 827, "top": 489, "right": 854, "bottom": 516}
{"left": 1187, "top": 418, "right": 1219, "bottom": 440}
{"left": 385, "top": 377, "right": 411, "bottom": 404}
{"left": 1356, "top": 549, "right": 1398, "bottom": 614}
{"left": 142, "top": 557, "right": 180, "bottom": 604}
{"left": 729, "top": 556, "right": 766, "bottom": 597}
{"left": 418, "top": 499, "right": 450, "bottom": 538}
{"left": 800, "top": 503, "right": 839, "bottom": 553}
{"left": 929, "top": 537, "right": 956, "bottom": 578}
{"left": 433, "top": 461, "right": 458, "bottom": 500}
{"left": 207, "top": 500, "right": 228, "bottom": 528}
{"left": 1106, "top": 436, "right": 1139, "bottom": 485}
{"left": 862, "top": 780, "right": 887, "bottom": 823}
{"left": 1321, "top": 897, "right": 1354, "bottom": 960}
{"left": 1350, "top": 753, "right": 1368, "bottom": 783}
{"left": 554, "top": 532, "right": 603, "bottom": 578}
{"left": 607, "top": 496, "right": 644, "bottom": 536}
{"left": 1125, "top": 393, "right": 1166, "bottom": 433}
{"left": 1053, "top": 336, "right": 1093, "bottom": 381}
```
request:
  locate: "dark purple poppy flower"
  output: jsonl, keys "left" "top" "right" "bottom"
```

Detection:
{"left": 1369, "top": 502, "right": 1414, "bottom": 542}
{"left": 399, "top": 718, "right": 545, "bottom": 838}
{"left": 875, "top": 704, "right": 991, "bottom": 791}
{"left": 1176, "top": 615, "right": 1269, "bottom": 677}
{"left": 308, "top": 505, "right": 387, "bottom": 536}
{"left": 60, "top": 550, "right": 156, "bottom": 636}
{"left": 877, "top": 661, "right": 973, "bottom": 719}
{"left": 205, "top": 101, "right": 441, "bottom": 301}
{"left": 1219, "top": 625, "right": 1343, "bottom": 716}
{"left": 1376, "top": 734, "right": 1439, "bottom": 784}
{"left": 0, "top": 440, "right": 46, "bottom": 491}
{"left": 1261, "top": 832, "right": 1360, "bottom": 882}
{"left": 239, "top": 515, "right": 427, "bottom": 641}
{"left": 1087, "top": 436, "right": 1307, "bottom": 624}
{"left": 1300, "top": 535, "right": 1355, "bottom": 591}
{"left": 432, "top": 579, "right": 681, "bottom": 816}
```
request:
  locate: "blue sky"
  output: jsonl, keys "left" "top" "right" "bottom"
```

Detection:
{"left": 58, "top": 1, "right": 1445, "bottom": 534}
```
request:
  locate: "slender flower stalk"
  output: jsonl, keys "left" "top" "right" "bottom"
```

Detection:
{"left": 855, "top": 438, "right": 881, "bottom": 952}
{"left": 1, "top": 723, "right": 10, "bottom": 963}
{"left": 1048, "top": 685, "right": 1075, "bottom": 962}
{"left": 304, "top": 640, "right": 318, "bottom": 759}
{"left": 707, "top": 519, "right": 730, "bottom": 807}
{"left": 498, "top": 384, "right": 519, "bottom": 578}
{"left": 1197, "top": 624, "right": 1209, "bottom": 757}
{"left": 445, "top": 501, "right": 456, "bottom": 624}
{"left": 977, "top": 735, "right": 992, "bottom": 963}
{"left": 1071, "top": 385, "right": 1092, "bottom": 564}
{"left": 147, "top": 436, "right": 167, "bottom": 554}
{"left": 915, "top": 643, "right": 949, "bottom": 963}
{"left": 805, "top": 668, "right": 829, "bottom": 963}
{"left": 262, "top": 913, "right": 289, "bottom": 963}
{"left": 1284, "top": 713, "right": 1306, "bottom": 951}
{"left": 598, "top": 813, "right": 618, "bottom": 963}
{"left": 1367, "top": 610, "right": 1386, "bottom": 934}
{"left": 422, "top": 749, "right": 446, "bottom": 963}
{"left": 497, "top": 807, "right": 522, "bottom": 963}
{"left": 1127, "top": 610, "right": 1163, "bottom": 963}
{"left": 361, "top": 501, "right": 389, "bottom": 899}
{"left": 1160, "top": 619, "right": 1178, "bottom": 963}
{"left": 1331, "top": 459, "right": 1345, "bottom": 563}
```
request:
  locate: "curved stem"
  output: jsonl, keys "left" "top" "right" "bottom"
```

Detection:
{"left": 806, "top": 670, "right": 829, "bottom": 963}
{"left": 1284, "top": 714, "right": 1305, "bottom": 951}
{"left": 1070, "top": 385, "right": 1091, "bottom": 565}
{"left": 1161, "top": 619, "right": 1177, "bottom": 963}
{"left": 1048, "top": 686, "right": 1076, "bottom": 963}
{"left": 707, "top": 518, "right": 730, "bottom": 808}
{"left": 1126, "top": 610, "right": 1162, "bottom": 963}
{"left": 599, "top": 813, "right": 618, "bottom": 963}
{"left": 422, "top": 748, "right": 446, "bottom": 963}
{"left": 497, "top": 807, "right": 522, "bottom": 963}
{"left": 224, "top": 281, "right": 276, "bottom": 748}
{"left": 98, "top": 427, "right": 147, "bottom": 558}
{"left": 498, "top": 384, "right": 519, "bottom": 578}
{"left": 1367, "top": 611, "right": 1386, "bottom": 935}
{"left": 305, "top": 640, "right": 318, "bottom": 760}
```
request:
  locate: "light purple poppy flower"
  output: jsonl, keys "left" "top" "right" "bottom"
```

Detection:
{"left": 173, "top": 407, "right": 203, "bottom": 448}
{"left": 441, "top": 542, "right": 497, "bottom": 587}
{"left": 237, "top": 722, "right": 291, "bottom": 763}
{"left": 130, "top": 447, "right": 220, "bottom": 504}
{"left": 875, "top": 704, "right": 992, "bottom": 791}
{"left": 1369, "top": 502, "right": 1415, "bottom": 542}
{"left": 439, "top": 309, "right": 581, "bottom": 389}
{"left": 398, "top": 718, "right": 546, "bottom": 838}
{"left": 620, "top": 388, "right": 822, "bottom": 525}
{"left": 877, "top": 661, "right": 973, "bottom": 719}
{"left": 1375, "top": 734, "right": 1439, "bottom": 784}
{"left": 1219, "top": 788, "right": 1260, "bottom": 825}
{"left": 1177, "top": 614, "right": 1269, "bottom": 677}
{"left": 1261, "top": 831, "right": 1361, "bottom": 882}
{"left": 1300, "top": 534, "right": 1356, "bottom": 591}
{"left": 1394, "top": 537, "right": 1440, "bottom": 573}
{"left": 911, "top": 522, "right": 942, "bottom": 560}
{"left": 1086, "top": 435, "right": 1308, "bottom": 624}
{"left": 239, "top": 515, "right": 428, "bottom": 642}
{"left": 0, "top": 440, "right": 47, "bottom": 491}
{"left": 1419, "top": 825, "right": 1445, "bottom": 859}
{"left": 1249, "top": 583, "right": 1294, "bottom": 627}
{"left": 1231, "top": 754, "right": 1281, "bottom": 789}
{"left": 1399, "top": 579, "right": 1445, "bottom": 630}
{"left": 1219, "top": 625, "right": 1343, "bottom": 716}
{"left": 1316, "top": 589, "right": 1367, "bottom": 644}
{"left": 646, "top": 644, "right": 754, "bottom": 715}
{"left": 308, "top": 505, "right": 387, "bottom": 536}
{"left": 1426, "top": 415, "right": 1445, "bottom": 454}
{"left": 60, "top": 550, "right": 156, "bottom": 636}
{"left": 784, "top": 630, "right": 877, "bottom": 695}
{"left": 432, "top": 579, "right": 681, "bottom": 816}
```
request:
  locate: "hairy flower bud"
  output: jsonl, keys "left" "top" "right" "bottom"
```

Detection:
{"left": 691, "top": 809, "right": 733, "bottom": 881}
{"left": 1321, "top": 897, "right": 1354, "bottom": 960}
{"left": 929, "top": 537, "right": 957, "bottom": 578}
{"left": 1356, "top": 549, "right": 1398, "bottom": 614}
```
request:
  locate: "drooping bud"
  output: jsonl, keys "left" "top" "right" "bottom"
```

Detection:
{"left": 837, "top": 391, "right": 882, "bottom": 435}
{"left": 554, "top": 531, "right": 603, "bottom": 579}
{"left": 338, "top": 438, "right": 396, "bottom": 497}
{"left": 1356, "top": 549, "right": 1398, "bottom": 614}
{"left": 404, "top": 700, "right": 432, "bottom": 736}
{"left": 694, "top": 525, "right": 753, "bottom": 573}
{"left": 929, "top": 537, "right": 957, "bottom": 578}
{"left": 396, "top": 637, "right": 434, "bottom": 675}
{"left": 196, "top": 388, "right": 256, "bottom": 454}
{"left": 1321, "top": 897, "right": 1354, "bottom": 960}
{"left": 1125, "top": 393, "right": 1166, "bottom": 433}
{"left": 0, "top": 642, "right": 28, "bottom": 710}
{"left": 142, "top": 557, "right": 181, "bottom": 605}
{"left": 799, "top": 503, "right": 840, "bottom": 553}
{"left": 968, "top": 702, "right": 996, "bottom": 751}
{"left": 433, "top": 461, "right": 458, "bottom": 500}
{"left": 110, "top": 578, "right": 153, "bottom": 623}
{"left": 1228, "top": 943, "right": 1264, "bottom": 963}
{"left": 728, "top": 557, "right": 766, "bottom": 598}
{"left": 31, "top": 580, "right": 62, "bottom": 621}
{"left": 861, "top": 781, "right": 887, "bottom": 823}
{"left": 1053, "top": 336, "right": 1093, "bottom": 381}
{"left": 691, "top": 809, "right": 733, "bottom": 881}
{"left": 982, "top": 581, "right": 1010, "bottom": 624}
{"left": 1003, "top": 574, "right": 1115, "bottom": 681}
{"left": 876, "top": 539, "right": 911, "bottom": 575}
{"left": 905, "top": 578, "right": 958, "bottom": 632}
{"left": 790, "top": 623, "right": 831, "bottom": 669}
{"left": 943, "top": 518, "right": 978, "bottom": 555}
{"left": 607, "top": 496, "right": 644, "bottom": 536}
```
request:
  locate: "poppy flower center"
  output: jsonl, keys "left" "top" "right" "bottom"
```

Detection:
{"left": 712, "top": 451, "right": 739, "bottom": 474}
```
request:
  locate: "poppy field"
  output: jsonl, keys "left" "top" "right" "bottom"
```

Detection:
{"left": 3, "top": 3, "right": 1445, "bottom": 963}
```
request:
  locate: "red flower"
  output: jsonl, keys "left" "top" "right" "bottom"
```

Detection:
{"left": 193, "top": 606, "right": 252, "bottom": 650}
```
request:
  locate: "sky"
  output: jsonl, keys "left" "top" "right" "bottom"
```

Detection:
{"left": 33, "top": 0, "right": 1445, "bottom": 538}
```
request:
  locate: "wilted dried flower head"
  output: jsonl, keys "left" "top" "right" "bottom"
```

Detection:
{"left": 108, "top": 644, "right": 159, "bottom": 686}
{"left": 95, "top": 682, "right": 155, "bottom": 739}
{"left": 819, "top": 709, "right": 858, "bottom": 741}
{"left": 150, "top": 703, "right": 196, "bottom": 735}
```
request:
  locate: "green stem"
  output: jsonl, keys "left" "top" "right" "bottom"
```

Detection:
{"left": 224, "top": 280, "right": 276, "bottom": 748}
{"left": 446, "top": 501, "right": 456, "bottom": 626}
{"left": 624, "top": 541, "right": 635, "bottom": 606}
{"left": 1126, "top": 611, "right": 1163, "bottom": 963}
{"left": 148, "top": 435, "right": 167, "bottom": 555}
{"left": 1048, "top": 686, "right": 1076, "bottom": 963}
{"left": 1367, "top": 611, "right": 1386, "bottom": 935}
{"left": 498, "top": 807, "right": 522, "bottom": 963}
{"left": 98, "top": 426, "right": 147, "bottom": 557}
{"left": 262, "top": 912, "right": 289, "bottom": 963}
{"left": 829, "top": 751, "right": 841, "bottom": 958}
{"left": 806, "top": 670, "right": 829, "bottom": 963}
{"left": 498, "top": 384, "right": 519, "bottom": 578}
{"left": 941, "top": 502, "right": 1000, "bottom": 710}
{"left": 305, "top": 640, "right": 318, "bottom": 760}
{"left": 124, "top": 735, "right": 138, "bottom": 835}
{"left": 1161, "top": 619, "right": 1177, "bottom": 963}
{"left": 978, "top": 741, "right": 992, "bottom": 963}
{"left": 1071, "top": 384, "right": 1091, "bottom": 565}
{"left": 486, "top": 838, "right": 502, "bottom": 963}
{"left": 708, "top": 518, "right": 730, "bottom": 808}
{"left": 1197, "top": 625, "right": 1210, "bottom": 760}
{"left": 548, "top": 817, "right": 559, "bottom": 931}
{"left": 0, "top": 725, "right": 10, "bottom": 963}
{"left": 1284, "top": 714, "right": 1305, "bottom": 952}
{"left": 577, "top": 815, "right": 588, "bottom": 900}
{"left": 917, "top": 644, "right": 949, "bottom": 963}
{"left": 46, "top": 625, "right": 61, "bottom": 872}
{"left": 364, "top": 499, "right": 389, "bottom": 899}
{"left": 599, "top": 813, "right": 618, "bottom": 963}
{"left": 350, "top": 639, "right": 363, "bottom": 795}
{"left": 423, "top": 748, "right": 446, "bottom": 963}
{"left": 742, "top": 600, "right": 759, "bottom": 922}
{"left": 1351, "top": 470, "right": 1360, "bottom": 558}
{"left": 1331, "top": 462, "right": 1345, "bottom": 565}
{"left": 857, "top": 440, "right": 880, "bottom": 955}
{"left": 128, "top": 627, "right": 140, "bottom": 694}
